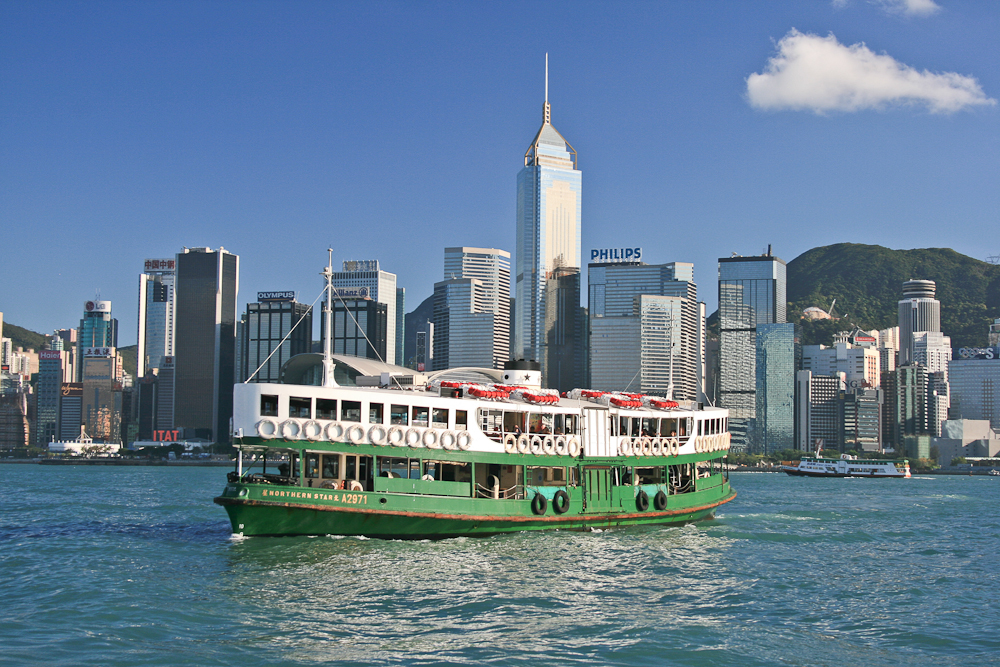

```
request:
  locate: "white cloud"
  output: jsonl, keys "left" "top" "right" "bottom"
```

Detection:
{"left": 746, "top": 29, "right": 995, "bottom": 114}
{"left": 832, "top": 0, "right": 942, "bottom": 17}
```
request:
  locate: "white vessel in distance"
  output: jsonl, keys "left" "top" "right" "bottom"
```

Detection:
{"left": 782, "top": 454, "right": 910, "bottom": 478}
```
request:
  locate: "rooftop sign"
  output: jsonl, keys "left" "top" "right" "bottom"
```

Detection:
{"left": 144, "top": 258, "right": 176, "bottom": 272}
{"left": 257, "top": 291, "right": 296, "bottom": 302}
{"left": 591, "top": 247, "right": 642, "bottom": 263}
{"left": 84, "top": 300, "right": 111, "bottom": 313}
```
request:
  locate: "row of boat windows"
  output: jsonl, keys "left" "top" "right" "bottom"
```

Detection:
{"left": 260, "top": 395, "right": 469, "bottom": 430}
{"left": 479, "top": 410, "right": 580, "bottom": 435}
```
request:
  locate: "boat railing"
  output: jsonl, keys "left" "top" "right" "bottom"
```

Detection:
{"left": 475, "top": 482, "right": 524, "bottom": 500}
{"left": 239, "top": 472, "right": 297, "bottom": 486}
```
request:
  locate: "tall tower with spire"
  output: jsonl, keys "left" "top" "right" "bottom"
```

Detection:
{"left": 514, "top": 54, "right": 584, "bottom": 392}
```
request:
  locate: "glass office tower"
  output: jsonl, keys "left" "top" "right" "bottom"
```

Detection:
{"left": 754, "top": 323, "right": 800, "bottom": 454}
{"left": 717, "top": 252, "right": 787, "bottom": 451}
{"left": 514, "top": 60, "right": 583, "bottom": 391}
{"left": 241, "top": 296, "right": 312, "bottom": 383}
{"left": 137, "top": 258, "right": 177, "bottom": 430}
{"left": 76, "top": 300, "right": 118, "bottom": 382}
{"left": 173, "top": 247, "right": 239, "bottom": 444}
{"left": 440, "top": 247, "right": 511, "bottom": 369}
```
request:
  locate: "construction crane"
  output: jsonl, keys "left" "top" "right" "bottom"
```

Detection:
{"left": 828, "top": 298, "right": 837, "bottom": 319}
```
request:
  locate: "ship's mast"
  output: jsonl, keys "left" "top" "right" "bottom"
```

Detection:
{"left": 321, "top": 249, "right": 338, "bottom": 387}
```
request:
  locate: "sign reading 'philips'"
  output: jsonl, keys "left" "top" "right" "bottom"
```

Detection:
{"left": 591, "top": 247, "right": 642, "bottom": 263}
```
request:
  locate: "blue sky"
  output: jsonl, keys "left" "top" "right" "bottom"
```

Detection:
{"left": 2, "top": 0, "right": 997, "bottom": 347}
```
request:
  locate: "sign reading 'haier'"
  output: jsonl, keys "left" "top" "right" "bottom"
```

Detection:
{"left": 591, "top": 247, "right": 642, "bottom": 263}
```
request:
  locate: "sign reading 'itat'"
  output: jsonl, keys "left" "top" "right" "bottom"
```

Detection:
{"left": 591, "top": 247, "right": 642, "bottom": 263}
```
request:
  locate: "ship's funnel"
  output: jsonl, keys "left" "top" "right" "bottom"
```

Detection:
{"left": 503, "top": 359, "right": 542, "bottom": 389}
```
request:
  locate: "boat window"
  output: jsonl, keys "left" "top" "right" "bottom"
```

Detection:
{"left": 455, "top": 410, "right": 468, "bottom": 430}
{"left": 529, "top": 413, "right": 552, "bottom": 433}
{"left": 642, "top": 418, "right": 657, "bottom": 436}
{"left": 260, "top": 395, "right": 278, "bottom": 417}
{"left": 322, "top": 454, "right": 339, "bottom": 479}
{"left": 634, "top": 466, "right": 666, "bottom": 484}
{"left": 424, "top": 459, "right": 471, "bottom": 482}
{"left": 289, "top": 397, "right": 312, "bottom": 419}
{"left": 504, "top": 411, "right": 526, "bottom": 433}
{"left": 305, "top": 453, "right": 320, "bottom": 478}
{"left": 564, "top": 414, "right": 578, "bottom": 435}
{"left": 631, "top": 418, "right": 641, "bottom": 437}
{"left": 480, "top": 409, "right": 503, "bottom": 434}
{"left": 680, "top": 419, "right": 689, "bottom": 437}
{"left": 390, "top": 404, "right": 409, "bottom": 425}
{"left": 412, "top": 406, "right": 429, "bottom": 427}
{"left": 341, "top": 400, "right": 361, "bottom": 422}
{"left": 316, "top": 398, "right": 337, "bottom": 421}
{"left": 378, "top": 456, "right": 420, "bottom": 479}
{"left": 369, "top": 402, "right": 384, "bottom": 424}
{"left": 527, "top": 466, "right": 571, "bottom": 486}
{"left": 344, "top": 455, "right": 373, "bottom": 489}
{"left": 619, "top": 416, "right": 630, "bottom": 436}
{"left": 432, "top": 408, "right": 449, "bottom": 429}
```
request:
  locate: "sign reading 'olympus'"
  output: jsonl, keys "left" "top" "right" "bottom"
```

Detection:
{"left": 591, "top": 247, "right": 642, "bottom": 263}
{"left": 257, "top": 291, "right": 296, "bottom": 302}
{"left": 958, "top": 347, "right": 997, "bottom": 359}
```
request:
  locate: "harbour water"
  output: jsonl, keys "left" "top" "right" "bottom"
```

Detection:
{"left": 2, "top": 466, "right": 998, "bottom": 666}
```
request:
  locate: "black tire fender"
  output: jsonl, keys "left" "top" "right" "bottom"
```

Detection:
{"left": 531, "top": 493, "right": 548, "bottom": 515}
{"left": 636, "top": 490, "right": 649, "bottom": 512}
{"left": 654, "top": 490, "right": 668, "bottom": 511}
{"left": 552, "top": 489, "right": 570, "bottom": 514}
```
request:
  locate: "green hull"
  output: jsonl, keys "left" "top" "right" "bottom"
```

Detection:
{"left": 215, "top": 477, "right": 736, "bottom": 539}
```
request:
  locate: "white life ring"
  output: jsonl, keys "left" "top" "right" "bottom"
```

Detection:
{"left": 457, "top": 431, "right": 472, "bottom": 451}
{"left": 529, "top": 435, "right": 543, "bottom": 455}
{"left": 325, "top": 422, "right": 345, "bottom": 441}
{"left": 302, "top": 420, "right": 323, "bottom": 441}
{"left": 640, "top": 437, "right": 652, "bottom": 456}
{"left": 347, "top": 424, "right": 365, "bottom": 445}
{"left": 432, "top": 430, "right": 450, "bottom": 450}
{"left": 504, "top": 433, "right": 517, "bottom": 454}
{"left": 422, "top": 429, "right": 439, "bottom": 448}
{"left": 387, "top": 425, "right": 405, "bottom": 446}
{"left": 620, "top": 437, "right": 633, "bottom": 456}
{"left": 651, "top": 437, "right": 663, "bottom": 456}
{"left": 280, "top": 419, "right": 302, "bottom": 441}
{"left": 516, "top": 434, "right": 530, "bottom": 454}
{"left": 542, "top": 435, "right": 555, "bottom": 455}
{"left": 256, "top": 418, "right": 277, "bottom": 440}
{"left": 568, "top": 435, "right": 581, "bottom": 457}
{"left": 405, "top": 428, "right": 422, "bottom": 447}
{"left": 670, "top": 437, "right": 680, "bottom": 456}
{"left": 554, "top": 435, "right": 568, "bottom": 456}
{"left": 368, "top": 424, "right": 387, "bottom": 446}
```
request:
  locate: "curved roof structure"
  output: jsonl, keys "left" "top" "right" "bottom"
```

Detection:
{"left": 279, "top": 353, "right": 428, "bottom": 387}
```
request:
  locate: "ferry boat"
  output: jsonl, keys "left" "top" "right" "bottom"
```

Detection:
{"left": 214, "top": 257, "right": 736, "bottom": 539}
{"left": 781, "top": 455, "right": 910, "bottom": 478}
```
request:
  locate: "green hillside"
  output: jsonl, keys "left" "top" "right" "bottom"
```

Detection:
{"left": 1, "top": 321, "right": 49, "bottom": 352}
{"left": 788, "top": 244, "right": 1000, "bottom": 349}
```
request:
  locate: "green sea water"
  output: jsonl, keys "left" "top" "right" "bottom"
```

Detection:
{"left": 1, "top": 465, "right": 998, "bottom": 666}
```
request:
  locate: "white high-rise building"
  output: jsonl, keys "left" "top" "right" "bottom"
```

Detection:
{"left": 898, "top": 280, "right": 940, "bottom": 366}
{"left": 913, "top": 331, "right": 953, "bottom": 380}
{"left": 330, "top": 260, "right": 397, "bottom": 365}
{"left": 137, "top": 258, "right": 177, "bottom": 429}
{"left": 801, "top": 342, "right": 881, "bottom": 389}
{"left": 514, "top": 55, "right": 583, "bottom": 391}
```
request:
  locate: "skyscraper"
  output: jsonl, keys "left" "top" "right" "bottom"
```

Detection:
{"left": 754, "top": 323, "right": 800, "bottom": 453}
{"left": 435, "top": 247, "right": 511, "bottom": 370}
{"left": 514, "top": 56, "right": 583, "bottom": 391}
{"left": 137, "top": 257, "right": 177, "bottom": 430}
{"left": 76, "top": 300, "right": 117, "bottom": 381}
{"left": 717, "top": 250, "right": 787, "bottom": 450}
{"left": 240, "top": 292, "right": 312, "bottom": 383}
{"left": 898, "top": 280, "right": 940, "bottom": 366}
{"left": 330, "top": 260, "right": 397, "bottom": 365}
{"left": 588, "top": 259, "right": 699, "bottom": 399}
{"left": 173, "top": 247, "right": 239, "bottom": 444}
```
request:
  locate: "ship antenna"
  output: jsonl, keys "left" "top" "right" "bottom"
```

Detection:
{"left": 322, "top": 248, "right": 338, "bottom": 387}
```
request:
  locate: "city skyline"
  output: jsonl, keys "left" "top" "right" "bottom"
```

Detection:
{"left": 2, "top": 2, "right": 998, "bottom": 346}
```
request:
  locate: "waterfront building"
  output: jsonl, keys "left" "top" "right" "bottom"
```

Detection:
{"left": 754, "top": 323, "right": 800, "bottom": 453}
{"left": 717, "top": 250, "right": 787, "bottom": 451}
{"left": 330, "top": 260, "right": 397, "bottom": 365}
{"left": 928, "top": 370, "right": 949, "bottom": 437}
{"left": 948, "top": 351, "right": 1000, "bottom": 431}
{"left": 932, "top": 419, "right": 1000, "bottom": 465}
{"left": 588, "top": 260, "right": 698, "bottom": 399}
{"left": 81, "top": 348, "right": 122, "bottom": 443}
{"left": 435, "top": 247, "right": 511, "bottom": 370}
{"left": 240, "top": 292, "right": 312, "bottom": 383}
{"left": 842, "top": 387, "right": 882, "bottom": 452}
{"left": 395, "top": 288, "right": 406, "bottom": 367}
{"left": 35, "top": 349, "right": 66, "bottom": 448}
{"left": 137, "top": 258, "right": 177, "bottom": 429}
{"left": 513, "top": 57, "right": 583, "bottom": 391}
{"left": 173, "top": 247, "right": 239, "bottom": 444}
{"left": 795, "top": 370, "right": 844, "bottom": 451}
{"left": 320, "top": 298, "right": 388, "bottom": 362}
{"left": 76, "top": 300, "right": 117, "bottom": 382}
{"left": 898, "top": 280, "right": 940, "bottom": 366}
{"left": 58, "top": 383, "right": 83, "bottom": 440}
{"left": 887, "top": 364, "right": 929, "bottom": 448}
{"left": 801, "top": 342, "right": 881, "bottom": 389}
